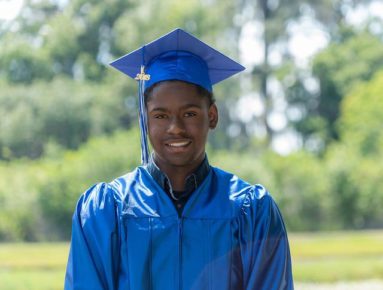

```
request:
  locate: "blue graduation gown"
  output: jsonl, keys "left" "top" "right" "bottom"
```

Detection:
{"left": 65, "top": 166, "right": 293, "bottom": 290}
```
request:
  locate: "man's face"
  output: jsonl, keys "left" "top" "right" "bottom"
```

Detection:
{"left": 147, "top": 81, "right": 218, "bottom": 173}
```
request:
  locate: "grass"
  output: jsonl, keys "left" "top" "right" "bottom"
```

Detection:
{"left": 0, "top": 231, "right": 383, "bottom": 289}
{"left": 290, "top": 230, "right": 383, "bottom": 282}
{"left": 0, "top": 243, "right": 68, "bottom": 290}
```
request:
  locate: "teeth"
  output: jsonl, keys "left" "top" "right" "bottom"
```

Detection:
{"left": 168, "top": 141, "right": 190, "bottom": 147}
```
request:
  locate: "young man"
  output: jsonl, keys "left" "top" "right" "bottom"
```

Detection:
{"left": 65, "top": 28, "right": 293, "bottom": 290}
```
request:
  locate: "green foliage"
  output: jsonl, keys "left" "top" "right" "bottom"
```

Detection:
{"left": 112, "top": 0, "right": 237, "bottom": 56}
{"left": 0, "top": 78, "right": 133, "bottom": 159}
{"left": 2, "top": 0, "right": 237, "bottom": 84}
{"left": 243, "top": 0, "right": 374, "bottom": 144}
{"left": 43, "top": 13, "right": 81, "bottom": 77}
{"left": 325, "top": 71, "right": 383, "bottom": 229}
{"left": 209, "top": 149, "right": 333, "bottom": 231}
{"left": 263, "top": 151, "right": 334, "bottom": 231}
{"left": 1, "top": 0, "right": 383, "bottom": 242}
{"left": 0, "top": 35, "right": 53, "bottom": 84}
{"left": 209, "top": 149, "right": 275, "bottom": 186}
{"left": 314, "top": 31, "right": 383, "bottom": 97}
{"left": 0, "top": 162, "right": 41, "bottom": 241}
{"left": 0, "top": 0, "right": 62, "bottom": 84}
{"left": 0, "top": 129, "right": 140, "bottom": 241}
{"left": 1, "top": 131, "right": 334, "bottom": 241}
{"left": 37, "top": 129, "right": 141, "bottom": 240}
{"left": 0, "top": 0, "right": 242, "bottom": 158}
{"left": 337, "top": 71, "right": 383, "bottom": 156}
{"left": 289, "top": 31, "right": 383, "bottom": 151}
{"left": 3, "top": 100, "right": 383, "bottom": 241}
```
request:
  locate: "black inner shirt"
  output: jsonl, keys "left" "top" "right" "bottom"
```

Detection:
{"left": 146, "top": 155, "right": 210, "bottom": 216}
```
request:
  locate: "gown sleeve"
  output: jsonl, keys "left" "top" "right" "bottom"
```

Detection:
{"left": 239, "top": 185, "right": 294, "bottom": 290}
{"left": 64, "top": 183, "right": 120, "bottom": 290}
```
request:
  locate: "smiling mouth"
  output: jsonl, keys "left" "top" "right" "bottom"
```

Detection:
{"left": 166, "top": 140, "right": 191, "bottom": 147}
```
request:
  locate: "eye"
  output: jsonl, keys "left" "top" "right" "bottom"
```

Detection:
{"left": 184, "top": 111, "right": 197, "bottom": 117}
{"left": 153, "top": 113, "right": 168, "bottom": 119}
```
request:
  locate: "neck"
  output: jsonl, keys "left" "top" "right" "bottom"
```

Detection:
{"left": 167, "top": 172, "right": 189, "bottom": 192}
{"left": 153, "top": 155, "right": 204, "bottom": 191}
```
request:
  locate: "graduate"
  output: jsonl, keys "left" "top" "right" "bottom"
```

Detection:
{"left": 65, "top": 28, "right": 294, "bottom": 290}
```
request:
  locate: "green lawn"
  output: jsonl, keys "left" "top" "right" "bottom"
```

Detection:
{"left": 1, "top": 230, "right": 383, "bottom": 289}
{"left": 0, "top": 243, "right": 68, "bottom": 290}
{"left": 290, "top": 230, "right": 383, "bottom": 282}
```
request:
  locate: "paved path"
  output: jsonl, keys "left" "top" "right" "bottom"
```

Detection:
{"left": 295, "top": 280, "right": 383, "bottom": 290}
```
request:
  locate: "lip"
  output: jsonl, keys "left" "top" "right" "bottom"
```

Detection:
{"left": 164, "top": 139, "right": 192, "bottom": 151}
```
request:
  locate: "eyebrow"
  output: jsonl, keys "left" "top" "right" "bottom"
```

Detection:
{"left": 148, "top": 103, "right": 203, "bottom": 112}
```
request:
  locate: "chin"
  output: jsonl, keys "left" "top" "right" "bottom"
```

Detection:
{"left": 166, "top": 157, "right": 196, "bottom": 167}
{"left": 156, "top": 152, "right": 203, "bottom": 169}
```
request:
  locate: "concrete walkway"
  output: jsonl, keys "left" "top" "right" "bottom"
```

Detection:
{"left": 295, "top": 280, "right": 383, "bottom": 290}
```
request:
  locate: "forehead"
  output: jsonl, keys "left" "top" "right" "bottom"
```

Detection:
{"left": 146, "top": 81, "right": 211, "bottom": 111}
{"left": 147, "top": 81, "right": 205, "bottom": 102}
{"left": 152, "top": 80, "right": 198, "bottom": 94}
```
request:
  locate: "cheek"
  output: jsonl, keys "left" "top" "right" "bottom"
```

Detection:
{"left": 147, "top": 122, "right": 162, "bottom": 142}
{"left": 189, "top": 120, "right": 210, "bottom": 139}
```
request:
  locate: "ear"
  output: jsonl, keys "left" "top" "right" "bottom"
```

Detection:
{"left": 208, "top": 104, "right": 218, "bottom": 129}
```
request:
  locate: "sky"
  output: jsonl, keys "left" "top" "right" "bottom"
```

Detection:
{"left": 0, "top": 0, "right": 24, "bottom": 20}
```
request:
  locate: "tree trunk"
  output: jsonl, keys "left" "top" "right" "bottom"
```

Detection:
{"left": 259, "top": 0, "right": 273, "bottom": 144}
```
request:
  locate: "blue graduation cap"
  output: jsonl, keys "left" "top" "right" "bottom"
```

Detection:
{"left": 110, "top": 28, "right": 245, "bottom": 164}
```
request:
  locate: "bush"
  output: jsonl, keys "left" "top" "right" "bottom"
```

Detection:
{"left": 37, "top": 129, "right": 141, "bottom": 240}
{"left": 210, "top": 149, "right": 333, "bottom": 231}
{"left": 0, "top": 161, "right": 42, "bottom": 241}
{"left": 0, "top": 78, "right": 134, "bottom": 160}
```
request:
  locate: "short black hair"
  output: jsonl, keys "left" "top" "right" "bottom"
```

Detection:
{"left": 144, "top": 80, "right": 215, "bottom": 106}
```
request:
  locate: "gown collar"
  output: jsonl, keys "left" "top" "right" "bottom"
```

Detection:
{"left": 146, "top": 154, "right": 210, "bottom": 201}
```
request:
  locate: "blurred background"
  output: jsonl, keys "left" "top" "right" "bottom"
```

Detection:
{"left": 0, "top": 0, "right": 383, "bottom": 289}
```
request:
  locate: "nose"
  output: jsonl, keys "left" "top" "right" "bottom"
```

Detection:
{"left": 167, "top": 116, "right": 185, "bottom": 135}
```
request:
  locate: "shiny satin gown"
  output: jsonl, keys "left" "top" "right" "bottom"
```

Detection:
{"left": 65, "top": 166, "right": 293, "bottom": 290}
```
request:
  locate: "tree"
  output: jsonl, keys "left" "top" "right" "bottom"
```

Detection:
{"left": 0, "top": 0, "right": 61, "bottom": 83}
{"left": 0, "top": 34, "right": 53, "bottom": 84}
{"left": 232, "top": 0, "right": 376, "bottom": 149}
{"left": 337, "top": 70, "right": 383, "bottom": 156}
{"left": 0, "top": 79, "right": 132, "bottom": 159}
{"left": 0, "top": 0, "right": 246, "bottom": 155}
{"left": 0, "top": 0, "right": 136, "bottom": 83}
{"left": 286, "top": 29, "right": 383, "bottom": 152}
{"left": 326, "top": 71, "right": 383, "bottom": 228}
{"left": 38, "top": 129, "right": 141, "bottom": 240}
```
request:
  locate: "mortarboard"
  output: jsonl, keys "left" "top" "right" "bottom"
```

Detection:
{"left": 110, "top": 28, "right": 245, "bottom": 164}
